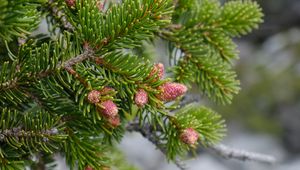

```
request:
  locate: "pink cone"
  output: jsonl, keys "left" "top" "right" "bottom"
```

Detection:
{"left": 134, "top": 89, "right": 148, "bottom": 107}
{"left": 180, "top": 128, "right": 199, "bottom": 145}
{"left": 87, "top": 90, "right": 101, "bottom": 104}
{"left": 99, "top": 100, "right": 118, "bottom": 118}
{"left": 157, "top": 82, "right": 187, "bottom": 101}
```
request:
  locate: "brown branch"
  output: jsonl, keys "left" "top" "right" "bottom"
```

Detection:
{"left": 63, "top": 47, "right": 94, "bottom": 87}
{"left": 126, "top": 121, "right": 188, "bottom": 170}
{"left": 209, "top": 144, "right": 276, "bottom": 164}
{"left": 126, "top": 121, "right": 277, "bottom": 167}
{"left": 37, "top": 48, "right": 95, "bottom": 79}
{"left": 0, "top": 127, "right": 59, "bottom": 142}
{"left": 1, "top": 47, "right": 95, "bottom": 92}
{"left": 63, "top": 48, "right": 94, "bottom": 69}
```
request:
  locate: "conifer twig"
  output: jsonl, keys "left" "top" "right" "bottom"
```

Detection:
{"left": 0, "top": 48, "right": 94, "bottom": 91}
{"left": 63, "top": 47, "right": 94, "bottom": 87}
{"left": 210, "top": 144, "right": 276, "bottom": 164}
{"left": 63, "top": 48, "right": 94, "bottom": 69}
{"left": 126, "top": 121, "right": 276, "bottom": 166}
{"left": 0, "top": 127, "right": 59, "bottom": 142}
{"left": 178, "top": 96, "right": 276, "bottom": 164}
{"left": 126, "top": 121, "right": 188, "bottom": 170}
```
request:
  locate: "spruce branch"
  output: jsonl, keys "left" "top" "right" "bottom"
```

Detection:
{"left": 160, "top": 0, "right": 263, "bottom": 104}
{"left": 37, "top": 46, "right": 95, "bottom": 80}
{"left": 0, "top": 0, "right": 43, "bottom": 42}
{"left": 0, "top": 0, "right": 266, "bottom": 168}
{"left": 127, "top": 121, "right": 276, "bottom": 166}
{"left": 0, "top": 61, "right": 20, "bottom": 90}
{"left": 0, "top": 127, "right": 59, "bottom": 142}
{"left": 126, "top": 121, "right": 188, "bottom": 170}
{"left": 0, "top": 46, "right": 94, "bottom": 92}
{"left": 160, "top": 26, "right": 241, "bottom": 104}
{"left": 81, "top": 0, "right": 174, "bottom": 51}
{"left": 210, "top": 144, "right": 276, "bottom": 164}
{"left": 0, "top": 108, "right": 67, "bottom": 153}
{"left": 63, "top": 132, "right": 109, "bottom": 169}
{"left": 221, "top": 0, "right": 264, "bottom": 37}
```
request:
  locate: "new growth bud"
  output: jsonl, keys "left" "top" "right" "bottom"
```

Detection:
{"left": 96, "top": 0, "right": 105, "bottom": 11}
{"left": 100, "top": 87, "right": 114, "bottom": 95}
{"left": 149, "top": 63, "right": 165, "bottom": 80}
{"left": 180, "top": 128, "right": 199, "bottom": 145}
{"left": 87, "top": 90, "right": 101, "bottom": 104}
{"left": 83, "top": 41, "right": 90, "bottom": 50}
{"left": 134, "top": 89, "right": 148, "bottom": 107}
{"left": 107, "top": 114, "right": 121, "bottom": 127}
{"left": 85, "top": 166, "right": 93, "bottom": 170}
{"left": 99, "top": 100, "right": 118, "bottom": 118}
{"left": 157, "top": 82, "right": 187, "bottom": 101}
{"left": 65, "top": 0, "right": 75, "bottom": 7}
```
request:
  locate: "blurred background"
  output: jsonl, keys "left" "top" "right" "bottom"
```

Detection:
{"left": 117, "top": 0, "right": 300, "bottom": 170}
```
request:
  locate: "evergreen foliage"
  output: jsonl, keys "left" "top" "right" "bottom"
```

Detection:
{"left": 0, "top": 0, "right": 263, "bottom": 169}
